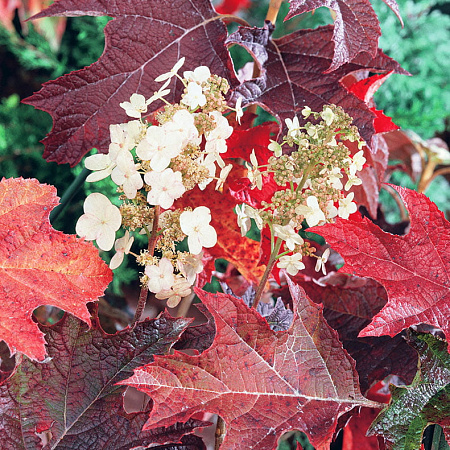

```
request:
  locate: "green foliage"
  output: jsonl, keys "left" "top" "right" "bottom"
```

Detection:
{"left": 374, "top": 0, "right": 450, "bottom": 138}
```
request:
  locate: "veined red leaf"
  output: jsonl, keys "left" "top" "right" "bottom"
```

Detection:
{"left": 310, "top": 185, "right": 450, "bottom": 346}
{"left": 0, "top": 312, "right": 205, "bottom": 449}
{"left": 0, "top": 178, "right": 112, "bottom": 361}
{"left": 24, "top": 0, "right": 236, "bottom": 166}
{"left": 119, "top": 281, "right": 374, "bottom": 449}
{"left": 286, "top": 0, "right": 403, "bottom": 71}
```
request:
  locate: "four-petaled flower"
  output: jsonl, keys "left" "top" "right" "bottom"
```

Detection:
{"left": 76, "top": 193, "right": 122, "bottom": 251}
{"left": 111, "top": 151, "right": 143, "bottom": 199}
{"left": 295, "top": 196, "right": 326, "bottom": 227}
{"left": 285, "top": 116, "right": 300, "bottom": 139}
{"left": 183, "top": 66, "right": 210, "bottom": 84}
{"left": 155, "top": 57, "right": 185, "bottom": 82}
{"left": 315, "top": 248, "right": 330, "bottom": 275}
{"left": 145, "top": 168, "right": 186, "bottom": 209}
{"left": 155, "top": 275, "right": 192, "bottom": 308}
{"left": 119, "top": 93, "right": 147, "bottom": 119}
{"left": 338, "top": 192, "right": 357, "bottom": 219}
{"left": 180, "top": 206, "right": 217, "bottom": 255}
{"left": 110, "top": 231, "right": 134, "bottom": 270}
{"left": 277, "top": 253, "right": 305, "bottom": 276}
{"left": 145, "top": 258, "right": 175, "bottom": 293}
{"left": 235, "top": 204, "right": 251, "bottom": 236}
{"left": 273, "top": 223, "right": 304, "bottom": 250}
{"left": 181, "top": 82, "right": 206, "bottom": 109}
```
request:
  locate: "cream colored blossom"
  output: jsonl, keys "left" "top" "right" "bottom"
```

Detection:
{"left": 277, "top": 253, "right": 305, "bottom": 276}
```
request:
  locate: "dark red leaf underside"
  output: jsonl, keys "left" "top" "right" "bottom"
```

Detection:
{"left": 227, "top": 25, "right": 408, "bottom": 146}
{"left": 120, "top": 282, "right": 372, "bottom": 449}
{"left": 286, "top": 0, "right": 402, "bottom": 71}
{"left": 0, "top": 313, "right": 201, "bottom": 450}
{"left": 24, "top": 0, "right": 236, "bottom": 166}
{"left": 310, "top": 185, "right": 450, "bottom": 346}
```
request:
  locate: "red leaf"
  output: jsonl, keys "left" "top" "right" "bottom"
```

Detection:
{"left": 0, "top": 178, "right": 112, "bottom": 361}
{"left": 174, "top": 184, "right": 265, "bottom": 286}
{"left": 286, "top": 0, "right": 403, "bottom": 71}
{"left": 215, "top": 0, "right": 251, "bottom": 14}
{"left": 23, "top": 0, "right": 236, "bottom": 166}
{"left": 228, "top": 25, "right": 408, "bottom": 145}
{"left": 310, "top": 185, "right": 450, "bottom": 345}
{"left": 0, "top": 312, "right": 207, "bottom": 449}
{"left": 120, "top": 281, "right": 373, "bottom": 449}
{"left": 223, "top": 121, "right": 278, "bottom": 164}
{"left": 345, "top": 72, "right": 400, "bottom": 134}
{"left": 296, "top": 273, "right": 417, "bottom": 393}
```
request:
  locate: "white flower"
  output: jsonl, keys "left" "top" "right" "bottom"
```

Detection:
{"left": 205, "top": 112, "right": 233, "bottom": 155}
{"left": 178, "top": 252, "right": 204, "bottom": 284}
{"left": 305, "top": 123, "right": 318, "bottom": 139}
{"left": 85, "top": 153, "right": 115, "bottom": 182}
{"left": 111, "top": 151, "right": 143, "bottom": 199}
{"left": 246, "top": 149, "right": 263, "bottom": 190}
{"left": 349, "top": 150, "right": 366, "bottom": 176}
{"left": 235, "top": 97, "right": 243, "bottom": 124}
{"left": 146, "top": 79, "right": 171, "bottom": 106}
{"left": 163, "top": 109, "right": 199, "bottom": 147}
{"left": 109, "top": 231, "right": 134, "bottom": 270}
{"left": 76, "top": 193, "right": 122, "bottom": 251}
{"left": 154, "top": 57, "right": 185, "bottom": 82}
{"left": 136, "top": 125, "right": 183, "bottom": 172}
{"left": 301, "top": 106, "right": 312, "bottom": 118}
{"left": 181, "top": 82, "right": 206, "bottom": 109}
{"left": 197, "top": 156, "right": 216, "bottom": 190}
{"left": 145, "top": 168, "right": 186, "bottom": 209}
{"left": 344, "top": 174, "right": 363, "bottom": 191}
{"left": 268, "top": 140, "right": 282, "bottom": 157}
{"left": 119, "top": 93, "right": 147, "bottom": 119}
{"left": 109, "top": 124, "right": 135, "bottom": 155}
{"left": 145, "top": 258, "right": 175, "bottom": 293}
{"left": 315, "top": 248, "right": 330, "bottom": 275}
{"left": 321, "top": 166, "right": 343, "bottom": 190}
{"left": 235, "top": 204, "right": 251, "bottom": 236}
{"left": 285, "top": 116, "right": 300, "bottom": 139}
{"left": 338, "top": 192, "right": 357, "bottom": 219}
{"left": 216, "top": 164, "right": 232, "bottom": 190}
{"left": 321, "top": 107, "right": 335, "bottom": 126}
{"left": 273, "top": 223, "right": 304, "bottom": 250}
{"left": 325, "top": 200, "right": 338, "bottom": 219}
{"left": 183, "top": 66, "right": 210, "bottom": 84}
{"left": 277, "top": 253, "right": 305, "bottom": 276}
{"left": 180, "top": 206, "right": 217, "bottom": 254}
{"left": 295, "top": 196, "right": 326, "bottom": 227}
{"left": 245, "top": 205, "right": 264, "bottom": 230}
{"left": 155, "top": 274, "right": 192, "bottom": 308}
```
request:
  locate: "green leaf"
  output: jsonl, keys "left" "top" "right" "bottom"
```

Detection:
{"left": 369, "top": 332, "right": 450, "bottom": 449}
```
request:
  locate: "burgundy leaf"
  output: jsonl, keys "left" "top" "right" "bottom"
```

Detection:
{"left": 227, "top": 25, "right": 408, "bottom": 145}
{"left": 286, "top": 0, "right": 403, "bottom": 71}
{"left": 297, "top": 273, "right": 417, "bottom": 393}
{"left": 120, "top": 282, "right": 373, "bottom": 449}
{"left": 310, "top": 185, "right": 450, "bottom": 346}
{"left": 0, "top": 313, "right": 203, "bottom": 450}
{"left": 24, "top": 0, "right": 236, "bottom": 166}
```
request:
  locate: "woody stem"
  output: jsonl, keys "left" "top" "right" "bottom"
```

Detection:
{"left": 252, "top": 238, "right": 282, "bottom": 310}
{"left": 131, "top": 205, "right": 160, "bottom": 326}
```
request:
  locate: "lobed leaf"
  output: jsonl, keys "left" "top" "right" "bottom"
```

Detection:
{"left": 0, "top": 178, "right": 112, "bottom": 361}
{"left": 286, "top": 0, "right": 403, "bottom": 71}
{"left": 227, "top": 24, "right": 408, "bottom": 145}
{"left": 120, "top": 280, "right": 374, "bottom": 449}
{"left": 369, "top": 332, "right": 450, "bottom": 449}
{"left": 24, "top": 0, "right": 236, "bottom": 166}
{"left": 0, "top": 312, "right": 200, "bottom": 450}
{"left": 310, "top": 185, "right": 450, "bottom": 346}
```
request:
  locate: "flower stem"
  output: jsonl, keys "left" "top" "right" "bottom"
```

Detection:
{"left": 252, "top": 238, "right": 282, "bottom": 310}
{"left": 131, "top": 206, "right": 160, "bottom": 326}
{"left": 266, "top": 0, "right": 283, "bottom": 25}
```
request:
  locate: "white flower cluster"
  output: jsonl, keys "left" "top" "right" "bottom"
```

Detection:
{"left": 235, "top": 105, "right": 366, "bottom": 277}
{"left": 75, "top": 58, "right": 239, "bottom": 306}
